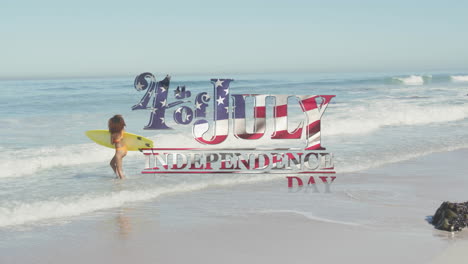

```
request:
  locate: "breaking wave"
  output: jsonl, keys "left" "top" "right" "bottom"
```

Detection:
{"left": 0, "top": 174, "right": 283, "bottom": 227}
{"left": 451, "top": 75, "right": 468, "bottom": 82}
{"left": 338, "top": 143, "right": 468, "bottom": 173}
{"left": 0, "top": 134, "right": 178, "bottom": 179}
{"left": 392, "top": 75, "right": 429, "bottom": 85}
{"left": 0, "top": 143, "right": 139, "bottom": 179}
{"left": 324, "top": 101, "right": 468, "bottom": 136}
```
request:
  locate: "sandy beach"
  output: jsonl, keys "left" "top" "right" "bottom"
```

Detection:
{"left": 1, "top": 148, "right": 468, "bottom": 264}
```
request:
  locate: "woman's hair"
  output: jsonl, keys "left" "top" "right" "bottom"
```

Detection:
{"left": 108, "top": 115, "right": 126, "bottom": 134}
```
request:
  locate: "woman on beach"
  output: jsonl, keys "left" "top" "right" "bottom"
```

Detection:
{"left": 109, "top": 115, "right": 127, "bottom": 179}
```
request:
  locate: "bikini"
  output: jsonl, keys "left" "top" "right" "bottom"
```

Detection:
{"left": 113, "top": 131, "right": 127, "bottom": 151}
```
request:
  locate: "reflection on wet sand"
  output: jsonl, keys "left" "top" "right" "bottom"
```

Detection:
{"left": 116, "top": 208, "right": 132, "bottom": 239}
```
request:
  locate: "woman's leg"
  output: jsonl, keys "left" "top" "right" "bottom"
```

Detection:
{"left": 110, "top": 156, "right": 117, "bottom": 175}
{"left": 115, "top": 151, "right": 127, "bottom": 179}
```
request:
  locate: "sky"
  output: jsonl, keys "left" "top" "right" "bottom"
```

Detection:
{"left": 1, "top": 0, "right": 468, "bottom": 79}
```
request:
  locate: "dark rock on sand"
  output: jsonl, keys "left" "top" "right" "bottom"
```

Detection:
{"left": 432, "top": 201, "right": 468, "bottom": 232}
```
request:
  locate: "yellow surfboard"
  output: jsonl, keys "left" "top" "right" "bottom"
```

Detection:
{"left": 85, "top": 130, "right": 154, "bottom": 151}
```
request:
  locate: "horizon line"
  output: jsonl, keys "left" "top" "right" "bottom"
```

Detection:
{"left": 0, "top": 68, "right": 467, "bottom": 81}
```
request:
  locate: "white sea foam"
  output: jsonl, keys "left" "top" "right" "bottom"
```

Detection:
{"left": 0, "top": 143, "right": 140, "bottom": 178}
{"left": 0, "top": 131, "right": 303, "bottom": 178}
{"left": 0, "top": 174, "right": 283, "bottom": 227}
{"left": 451, "top": 75, "right": 468, "bottom": 82}
{"left": 324, "top": 102, "right": 468, "bottom": 136}
{"left": 393, "top": 75, "right": 425, "bottom": 85}
{"left": 337, "top": 143, "right": 468, "bottom": 173}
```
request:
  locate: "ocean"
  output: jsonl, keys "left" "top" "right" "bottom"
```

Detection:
{"left": 1, "top": 71, "right": 468, "bottom": 230}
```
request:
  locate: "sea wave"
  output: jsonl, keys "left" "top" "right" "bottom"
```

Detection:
{"left": 0, "top": 174, "right": 282, "bottom": 227}
{"left": 338, "top": 143, "right": 468, "bottom": 173}
{"left": 392, "top": 75, "right": 429, "bottom": 85}
{"left": 0, "top": 131, "right": 190, "bottom": 179}
{"left": 324, "top": 102, "right": 468, "bottom": 136}
{"left": 451, "top": 75, "right": 468, "bottom": 82}
{"left": 0, "top": 143, "right": 140, "bottom": 179}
